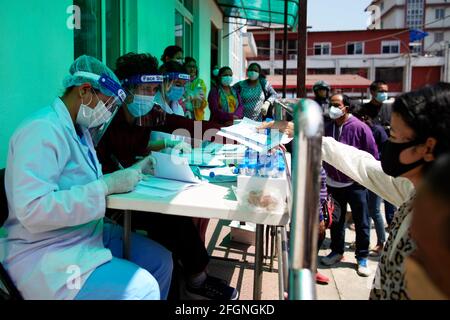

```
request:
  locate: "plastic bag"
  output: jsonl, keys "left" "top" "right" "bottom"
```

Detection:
{"left": 232, "top": 186, "right": 285, "bottom": 214}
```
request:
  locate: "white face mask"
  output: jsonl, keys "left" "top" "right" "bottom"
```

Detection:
{"left": 127, "top": 94, "right": 156, "bottom": 118}
{"left": 329, "top": 106, "right": 344, "bottom": 120}
{"left": 77, "top": 99, "right": 112, "bottom": 129}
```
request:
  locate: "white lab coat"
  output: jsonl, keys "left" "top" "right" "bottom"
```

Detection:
{"left": 0, "top": 98, "right": 112, "bottom": 300}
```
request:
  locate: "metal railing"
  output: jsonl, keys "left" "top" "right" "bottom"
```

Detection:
{"left": 272, "top": 99, "right": 324, "bottom": 300}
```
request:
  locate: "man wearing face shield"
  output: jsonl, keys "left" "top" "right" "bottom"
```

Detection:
{"left": 0, "top": 55, "right": 173, "bottom": 300}
{"left": 96, "top": 53, "right": 239, "bottom": 300}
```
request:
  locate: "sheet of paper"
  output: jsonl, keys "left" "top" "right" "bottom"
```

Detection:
{"left": 134, "top": 185, "right": 181, "bottom": 198}
{"left": 153, "top": 152, "right": 201, "bottom": 183}
{"left": 133, "top": 176, "right": 197, "bottom": 198}
{"left": 217, "top": 118, "right": 286, "bottom": 153}
{"left": 139, "top": 176, "right": 196, "bottom": 191}
{"left": 178, "top": 149, "right": 225, "bottom": 167}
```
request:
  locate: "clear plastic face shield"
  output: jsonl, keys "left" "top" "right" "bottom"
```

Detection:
{"left": 162, "top": 72, "right": 190, "bottom": 104}
{"left": 74, "top": 72, "right": 127, "bottom": 146}
{"left": 123, "top": 74, "right": 165, "bottom": 127}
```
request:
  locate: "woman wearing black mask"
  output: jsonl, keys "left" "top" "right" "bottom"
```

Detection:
{"left": 321, "top": 82, "right": 450, "bottom": 300}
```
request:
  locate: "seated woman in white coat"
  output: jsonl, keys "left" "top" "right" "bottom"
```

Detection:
{"left": 0, "top": 55, "right": 173, "bottom": 300}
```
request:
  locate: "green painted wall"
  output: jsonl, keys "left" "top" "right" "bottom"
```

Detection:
{"left": 136, "top": 0, "right": 175, "bottom": 63}
{"left": 0, "top": 0, "right": 74, "bottom": 167}
{"left": 0, "top": 0, "right": 226, "bottom": 167}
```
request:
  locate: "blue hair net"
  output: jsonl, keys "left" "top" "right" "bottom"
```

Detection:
{"left": 63, "top": 55, "right": 121, "bottom": 97}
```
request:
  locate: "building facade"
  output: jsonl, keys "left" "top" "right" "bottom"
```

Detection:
{"left": 0, "top": 0, "right": 255, "bottom": 167}
{"left": 368, "top": 0, "right": 450, "bottom": 56}
{"left": 250, "top": 28, "right": 445, "bottom": 97}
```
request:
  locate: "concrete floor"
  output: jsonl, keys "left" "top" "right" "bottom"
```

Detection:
{"left": 203, "top": 218, "right": 383, "bottom": 300}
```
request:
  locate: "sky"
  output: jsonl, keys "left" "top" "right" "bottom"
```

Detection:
{"left": 307, "top": 0, "right": 371, "bottom": 31}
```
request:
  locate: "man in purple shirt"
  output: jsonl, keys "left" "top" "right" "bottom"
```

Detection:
{"left": 321, "top": 94, "right": 378, "bottom": 278}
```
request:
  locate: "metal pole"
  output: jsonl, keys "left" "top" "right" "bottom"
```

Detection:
{"left": 288, "top": 99, "right": 323, "bottom": 300}
{"left": 283, "top": 0, "right": 288, "bottom": 98}
{"left": 253, "top": 224, "right": 265, "bottom": 300}
{"left": 297, "top": 0, "right": 308, "bottom": 98}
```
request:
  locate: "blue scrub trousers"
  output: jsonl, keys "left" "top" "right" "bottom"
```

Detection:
{"left": 75, "top": 223, "right": 173, "bottom": 300}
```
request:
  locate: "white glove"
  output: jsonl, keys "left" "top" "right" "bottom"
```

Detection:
{"left": 131, "top": 155, "right": 156, "bottom": 175}
{"left": 261, "top": 101, "right": 271, "bottom": 116}
{"left": 101, "top": 168, "right": 142, "bottom": 196}
{"left": 164, "top": 139, "right": 192, "bottom": 154}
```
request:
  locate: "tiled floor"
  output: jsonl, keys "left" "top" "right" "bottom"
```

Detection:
{"left": 203, "top": 218, "right": 382, "bottom": 300}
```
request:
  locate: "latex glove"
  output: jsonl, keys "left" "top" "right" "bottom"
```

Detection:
{"left": 131, "top": 155, "right": 156, "bottom": 175}
{"left": 261, "top": 101, "right": 271, "bottom": 116}
{"left": 101, "top": 168, "right": 142, "bottom": 196}
{"left": 164, "top": 139, "right": 192, "bottom": 154}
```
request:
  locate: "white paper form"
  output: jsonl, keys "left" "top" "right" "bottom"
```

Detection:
{"left": 217, "top": 118, "right": 287, "bottom": 152}
{"left": 153, "top": 152, "right": 201, "bottom": 183}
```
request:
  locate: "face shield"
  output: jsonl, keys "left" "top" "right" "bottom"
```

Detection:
{"left": 162, "top": 72, "right": 190, "bottom": 104}
{"left": 123, "top": 74, "right": 165, "bottom": 127}
{"left": 75, "top": 72, "right": 127, "bottom": 146}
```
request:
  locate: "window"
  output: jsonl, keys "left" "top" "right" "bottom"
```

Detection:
{"left": 347, "top": 42, "right": 363, "bottom": 55}
{"left": 74, "top": 0, "right": 102, "bottom": 60}
{"left": 74, "top": 0, "right": 123, "bottom": 68}
{"left": 435, "top": 32, "right": 444, "bottom": 43}
{"left": 178, "top": 0, "right": 193, "bottom": 14}
{"left": 436, "top": 8, "right": 445, "bottom": 20}
{"left": 307, "top": 68, "right": 335, "bottom": 75}
{"left": 380, "top": 1, "right": 384, "bottom": 11}
{"left": 376, "top": 67, "right": 403, "bottom": 83}
{"left": 406, "top": 0, "right": 424, "bottom": 29}
{"left": 314, "top": 43, "right": 331, "bottom": 55}
{"left": 381, "top": 40, "right": 400, "bottom": 54}
{"left": 255, "top": 40, "right": 270, "bottom": 57}
{"left": 211, "top": 23, "right": 220, "bottom": 72}
{"left": 275, "top": 39, "right": 297, "bottom": 56}
{"left": 175, "top": 1, "right": 194, "bottom": 57}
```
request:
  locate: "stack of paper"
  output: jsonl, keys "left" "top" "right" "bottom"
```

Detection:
{"left": 217, "top": 118, "right": 286, "bottom": 152}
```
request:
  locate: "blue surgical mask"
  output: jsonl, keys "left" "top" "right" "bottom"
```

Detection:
{"left": 376, "top": 92, "right": 388, "bottom": 103}
{"left": 127, "top": 94, "right": 156, "bottom": 118}
{"left": 167, "top": 86, "right": 185, "bottom": 102}
{"left": 329, "top": 106, "right": 344, "bottom": 120}
{"left": 221, "top": 76, "right": 233, "bottom": 86}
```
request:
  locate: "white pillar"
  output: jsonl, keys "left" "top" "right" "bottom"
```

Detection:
{"left": 270, "top": 30, "right": 276, "bottom": 75}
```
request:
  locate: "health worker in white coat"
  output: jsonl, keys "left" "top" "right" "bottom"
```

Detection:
{"left": 0, "top": 55, "right": 173, "bottom": 300}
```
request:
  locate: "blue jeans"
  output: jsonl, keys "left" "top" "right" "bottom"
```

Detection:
{"left": 367, "top": 191, "right": 386, "bottom": 245}
{"left": 384, "top": 201, "right": 396, "bottom": 226}
{"left": 328, "top": 184, "right": 370, "bottom": 260}
{"left": 75, "top": 223, "right": 173, "bottom": 300}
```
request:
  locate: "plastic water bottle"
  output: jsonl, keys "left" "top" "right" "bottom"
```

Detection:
{"left": 247, "top": 163, "right": 257, "bottom": 176}
{"left": 248, "top": 149, "right": 258, "bottom": 166}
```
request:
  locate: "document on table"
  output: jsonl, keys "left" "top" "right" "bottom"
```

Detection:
{"left": 178, "top": 148, "right": 225, "bottom": 167}
{"left": 153, "top": 152, "right": 201, "bottom": 183}
{"left": 217, "top": 117, "right": 286, "bottom": 152}
{"left": 134, "top": 176, "right": 197, "bottom": 198}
